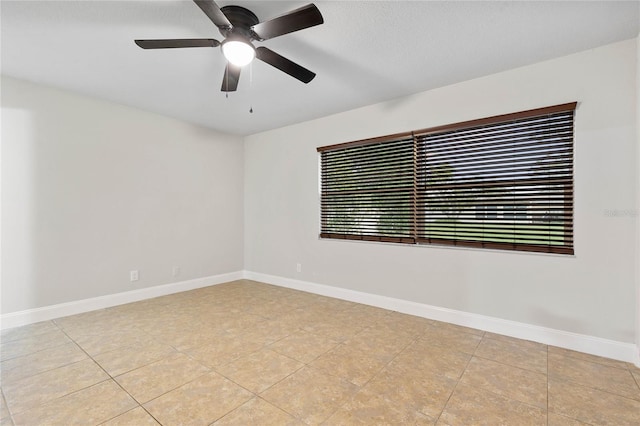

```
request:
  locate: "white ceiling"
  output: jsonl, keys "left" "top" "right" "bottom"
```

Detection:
{"left": 2, "top": 1, "right": 639, "bottom": 136}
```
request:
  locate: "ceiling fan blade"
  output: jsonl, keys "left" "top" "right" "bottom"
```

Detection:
{"left": 193, "top": 0, "right": 232, "bottom": 29}
{"left": 256, "top": 47, "right": 315, "bottom": 84}
{"left": 135, "top": 39, "right": 220, "bottom": 49}
{"left": 251, "top": 3, "right": 323, "bottom": 41}
{"left": 221, "top": 63, "right": 241, "bottom": 92}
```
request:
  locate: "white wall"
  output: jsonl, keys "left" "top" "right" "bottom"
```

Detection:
{"left": 1, "top": 76, "right": 244, "bottom": 314}
{"left": 245, "top": 39, "right": 638, "bottom": 344}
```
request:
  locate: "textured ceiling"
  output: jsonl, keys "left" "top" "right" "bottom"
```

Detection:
{"left": 2, "top": 1, "right": 639, "bottom": 135}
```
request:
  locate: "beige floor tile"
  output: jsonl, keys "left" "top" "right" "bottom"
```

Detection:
{"left": 144, "top": 372, "right": 252, "bottom": 425}
{"left": 633, "top": 371, "right": 640, "bottom": 387}
{"left": 72, "top": 330, "right": 156, "bottom": 356}
{"left": 336, "top": 305, "right": 391, "bottom": 328}
{"left": 310, "top": 343, "right": 387, "bottom": 386}
{"left": 0, "top": 417, "right": 13, "bottom": 426}
{"left": 328, "top": 308, "right": 381, "bottom": 327}
{"left": 549, "top": 378, "right": 640, "bottom": 425}
{"left": 325, "top": 388, "right": 436, "bottom": 425}
{"left": 302, "top": 321, "right": 365, "bottom": 342}
{"left": 547, "top": 412, "right": 591, "bottom": 425}
{"left": 549, "top": 352, "right": 640, "bottom": 400}
{"left": 102, "top": 406, "right": 160, "bottom": 425}
{"left": 0, "top": 322, "right": 59, "bottom": 344}
{"left": 12, "top": 380, "right": 136, "bottom": 426}
{"left": 343, "top": 326, "right": 415, "bottom": 363}
{"left": 93, "top": 341, "right": 177, "bottom": 376}
{"left": 3, "top": 358, "right": 109, "bottom": 414}
{"left": 280, "top": 294, "right": 322, "bottom": 310}
{"left": 0, "top": 329, "right": 71, "bottom": 362}
{"left": 185, "top": 332, "right": 265, "bottom": 369}
{"left": 0, "top": 393, "right": 9, "bottom": 420}
{"left": 216, "top": 312, "right": 266, "bottom": 335}
{"left": 213, "top": 397, "right": 302, "bottom": 425}
{"left": 548, "top": 346, "right": 631, "bottom": 370}
{"left": 261, "top": 366, "right": 359, "bottom": 425}
{"left": 430, "top": 321, "right": 485, "bottom": 336}
{"left": 276, "top": 309, "right": 317, "bottom": 330}
{"left": 475, "top": 335, "right": 547, "bottom": 373}
{"left": 137, "top": 317, "right": 196, "bottom": 337}
{"left": 1, "top": 342, "right": 88, "bottom": 384}
{"left": 342, "top": 304, "right": 392, "bottom": 324}
{"left": 238, "top": 319, "right": 301, "bottom": 346}
{"left": 317, "top": 297, "right": 358, "bottom": 311}
{"left": 375, "top": 312, "right": 433, "bottom": 338}
{"left": 165, "top": 329, "right": 226, "bottom": 352}
{"left": 215, "top": 348, "right": 304, "bottom": 393}
{"left": 114, "top": 352, "right": 209, "bottom": 403}
{"left": 460, "top": 357, "right": 547, "bottom": 408}
{"left": 391, "top": 339, "right": 471, "bottom": 381}
{"left": 52, "top": 310, "right": 110, "bottom": 331}
{"left": 268, "top": 330, "right": 339, "bottom": 364}
{"left": 243, "top": 300, "right": 298, "bottom": 320}
{"left": 54, "top": 312, "right": 140, "bottom": 338}
{"left": 362, "top": 365, "right": 457, "bottom": 419}
{"left": 421, "top": 324, "right": 483, "bottom": 354}
{"left": 437, "top": 383, "right": 546, "bottom": 425}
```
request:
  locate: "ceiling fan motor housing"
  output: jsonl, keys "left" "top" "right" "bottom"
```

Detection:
{"left": 219, "top": 6, "right": 259, "bottom": 41}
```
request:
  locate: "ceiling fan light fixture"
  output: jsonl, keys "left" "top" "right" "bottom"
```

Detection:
{"left": 221, "top": 39, "right": 255, "bottom": 66}
{"left": 135, "top": 1, "right": 324, "bottom": 91}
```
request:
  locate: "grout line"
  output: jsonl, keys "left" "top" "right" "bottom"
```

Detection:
{"left": 548, "top": 346, "right": 632, "bottom": 371}
{"left": 140, "top": 405, "right": 164, "bottom": 426}
{"left": 546, "top": 342, "right": 549, "bottom": 426}
{"left": 548, "top": 374, "right": 640, "bottom": 403}
{"left": 432, "top": 335, "right": 480, "bottom": 424}
{"left": 1, "top": 387, "right": 16, "bottom": 426}
{"left": 470, "top": 351, "right": 547, "bottom": 375}
{"left": 0, "top": 336, "right": 72, "bottom": 364}
{"left": 631, "top": 370, "right": 640, "bottom": 390}
{"left": 57, "top": 326, "right": 182, "bottom": 425}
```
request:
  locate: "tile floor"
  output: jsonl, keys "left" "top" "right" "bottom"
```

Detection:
{"left": 1, "top": 280, "right": 639, "bottom": 425}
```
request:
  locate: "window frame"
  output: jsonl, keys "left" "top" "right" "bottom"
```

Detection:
{"left": 317, "top": 102, "right": 577, "bottom": 255}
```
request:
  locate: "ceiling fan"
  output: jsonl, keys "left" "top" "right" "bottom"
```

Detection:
{"left": 135, "top": 0, "right": 324, "bottom": 92}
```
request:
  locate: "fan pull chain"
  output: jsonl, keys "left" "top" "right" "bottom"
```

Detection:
{"left": 249, "top": 62, "right": 253, "bottom": 113}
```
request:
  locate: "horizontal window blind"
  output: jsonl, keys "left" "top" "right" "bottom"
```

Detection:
{"left": 319, "top": 136, "right": 416, "bottom": 243}
{"left": 318, "top": 102, "right": 576, "bottom": 254}
{"left": 415, "top": 109, "right": 574, "bottom": 254}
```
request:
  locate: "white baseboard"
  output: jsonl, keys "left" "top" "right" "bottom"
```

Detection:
{"left": 244, "top": 271, "right": 640, "bottom": 367}
{"left": 2, "top": 269, "right": 638, "bottom": 367}
{"left": 0, "top": 271, "right": 244, "bottom": 330}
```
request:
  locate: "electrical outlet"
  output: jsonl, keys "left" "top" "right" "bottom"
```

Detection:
{"left": 296, "top": 263, "right": 301, "bottom": 273}
{"left": 172, "top": 266, "right": 181, "bottom": 277}
{"left": 130, "top": 270, "right": 139, "bottom": 282}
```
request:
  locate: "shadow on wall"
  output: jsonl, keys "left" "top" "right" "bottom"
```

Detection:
{"left": 531, "top": 306, "right": 589, "bottom": 340}
{"left": 531, "top": 306, "right": 634, "bottom": 345}
{"left": 2, "top": 91, "right": 132, "bottom": 313}
{"left": 1, "top": 107, "right": 40, "bottom": 314}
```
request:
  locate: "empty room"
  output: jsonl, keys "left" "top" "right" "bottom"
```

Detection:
{"left": 1, "top": 0, "right": 640, "bottom": 424}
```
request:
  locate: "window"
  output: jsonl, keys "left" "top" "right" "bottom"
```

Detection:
{"left": 318, "top": 102, "right": 576, "bottom": 255}
{"left": 318, "top": 135, "right": 416, "bottom": 244}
